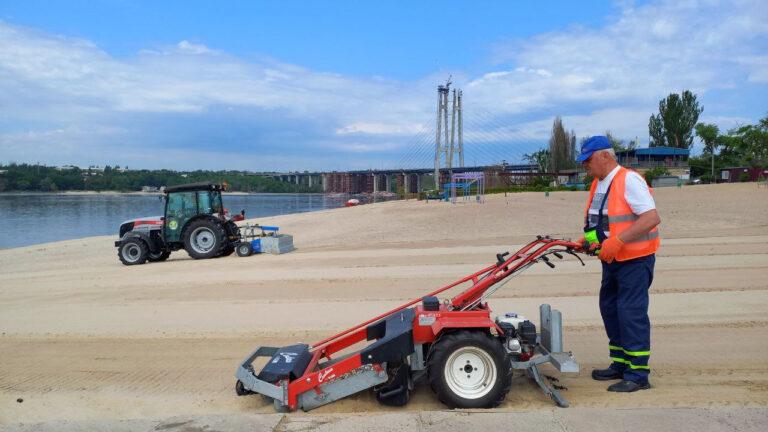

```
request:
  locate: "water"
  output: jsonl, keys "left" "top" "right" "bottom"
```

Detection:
{"left": 0, "top": 193, "right": 395, "bottom": 248}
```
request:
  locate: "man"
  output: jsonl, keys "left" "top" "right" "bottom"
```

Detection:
{"left": 576, "top": 136, "right": 661, "bottom": 392}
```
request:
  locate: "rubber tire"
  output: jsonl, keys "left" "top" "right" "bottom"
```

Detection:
{"left": 235, "top": 380, "right": 253, "bottom": 396}
{"left": 118, "top": 238, "right": 149, "bottom": 266}
{"left": 220, "top": 244, "right": 235, "bottom": 257}
{"left": 183, "top": 219, "right": 227, "bottom": 259}
{"left": 427, "top": 331, "right": 512, "bottom": 409}
{"left": 376, "top": 387, "right": 410, "bottom": 407}
{"left": 148, "top": 250, "right": 171, "bottom": 262}
{"left": 236, "top": 242, "right": 253, "bottom": 257}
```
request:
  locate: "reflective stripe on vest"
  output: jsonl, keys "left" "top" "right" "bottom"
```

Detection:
{"left": 584, "top": 167, "right": 660, "bottom": 261}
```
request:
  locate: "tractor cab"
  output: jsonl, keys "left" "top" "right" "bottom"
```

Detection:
{"left": 163, "top": 183, "right": 227, "bottom": 243}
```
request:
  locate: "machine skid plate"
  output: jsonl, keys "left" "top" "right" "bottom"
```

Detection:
{"left": 509, "top": 304, "right": 579, "bottom": 408}
{"left": 236, "top": 346, "right": 285, "bottom": 402}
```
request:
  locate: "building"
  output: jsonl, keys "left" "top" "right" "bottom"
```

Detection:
{"left": 616, "top": 146, "right": 690, "bottom": 181}
{"left": 616, "top": 146, "right": 690, "bottom": 169}
{"left": 719, "top": 167, "right": 768, "bottom": 183}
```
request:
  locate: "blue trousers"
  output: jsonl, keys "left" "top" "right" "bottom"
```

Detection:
{"left": 600, "top": 254, "right": 655, "bottom": 383}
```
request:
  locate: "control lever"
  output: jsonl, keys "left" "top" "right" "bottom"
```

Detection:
{"left": 540, "top": 255, "right": 556, "bottom": 268}
{"left": 567, "top": 250, "right": 586, "bottom": 266}
{"left": 552, "top": 252, "right": 563, "bottom": 259}
{"left": 496, "top": 252, "right": 510, "bottom": 266}
{"left": 495, "top": 252, "right": 510, "bottom": 272}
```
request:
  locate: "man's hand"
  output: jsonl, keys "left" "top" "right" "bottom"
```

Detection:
{"left": 598, "top": 236, "right": 624, "bottom": 263}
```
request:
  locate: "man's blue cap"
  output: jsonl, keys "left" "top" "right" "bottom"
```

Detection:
{"left": 576, "top": 136, "right": 612, "bottom": 163}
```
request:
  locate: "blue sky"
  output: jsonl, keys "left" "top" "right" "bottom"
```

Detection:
{"left": 0, "top": 0, "right": 766, "bottom": 171}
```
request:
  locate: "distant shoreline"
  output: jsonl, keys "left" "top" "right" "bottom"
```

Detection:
{"left": 0, "top": 190, "right": 346, "bottom": 196}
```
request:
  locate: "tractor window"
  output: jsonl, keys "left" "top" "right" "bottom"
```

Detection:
{"left": 211, "top": 192, "right": 223, "bottom": 214}
{"left": 197, "top": 191, "right": 213, "bottom": 214}
{"left": 167, "top": 192, "right": 197, "bottom": 218}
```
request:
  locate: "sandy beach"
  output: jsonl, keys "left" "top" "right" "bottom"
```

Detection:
{"left": 1, "top": 183, "right": 767, "bottom": 431}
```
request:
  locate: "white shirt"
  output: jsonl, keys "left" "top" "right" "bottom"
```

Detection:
{"left": 587, "top": 165, "right": 656, "bottom": 236}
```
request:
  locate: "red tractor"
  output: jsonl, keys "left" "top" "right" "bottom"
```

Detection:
{"left": 235, "top": 236, "right": 586, "bottom": 411}
{"left": 115, "top": 182, "right": 244, "bottom": 265}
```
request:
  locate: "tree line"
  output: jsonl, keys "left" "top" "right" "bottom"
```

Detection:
{"left": 524, "top": 90, "right": 767, "bottom": 182}
{"left": 0, "top": 164, "right": 323, "bottom": 193}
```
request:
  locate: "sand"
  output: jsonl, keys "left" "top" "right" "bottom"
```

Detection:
{"left": 1, "top": 182, "right": 767, "bottom": 430}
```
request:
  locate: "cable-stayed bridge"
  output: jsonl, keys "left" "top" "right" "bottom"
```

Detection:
{"left": 271, "top": 81, "right": 553, "bottom": 194}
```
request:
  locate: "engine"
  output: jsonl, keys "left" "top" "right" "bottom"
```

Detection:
{"left": 496, "top": 312, "right": 537, "bottom": 360}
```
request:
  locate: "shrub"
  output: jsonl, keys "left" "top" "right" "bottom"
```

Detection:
{"left": 644, "top": 167, "right": 670, "bottom": 185}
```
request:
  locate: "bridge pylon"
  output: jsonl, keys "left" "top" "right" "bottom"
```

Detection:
{"left": 434, "top": 78, "right": 463, "bottom": 189}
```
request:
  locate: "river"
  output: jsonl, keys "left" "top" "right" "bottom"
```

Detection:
{"left": 0, "top": 193, "right": 395, "bottom": 248}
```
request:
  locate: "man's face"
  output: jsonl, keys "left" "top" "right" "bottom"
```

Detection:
{"left": 581, "top": 150, "right": 612, "bottom": 178}
{"left": 581, "top": 152, "right": 598, "bottom": 177}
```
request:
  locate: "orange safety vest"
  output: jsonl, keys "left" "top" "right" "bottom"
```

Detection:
{"left": 584, "top": 166, "right": 660, "bottom": 261}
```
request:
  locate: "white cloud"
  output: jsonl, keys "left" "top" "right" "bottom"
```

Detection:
{"left": 0, "top": 0, "right": 766, "bottom": 169}
{"left": 176, "top": 40, "right": 212, "bottom": 54}
{"left": 335, "top": 122, "right": 425, "bottom": 135}
{"left": 0, "top": 21, "right": 431, "bottom": 119}
{"left": 469, "top": 1, "right": 766, "bottom": 107}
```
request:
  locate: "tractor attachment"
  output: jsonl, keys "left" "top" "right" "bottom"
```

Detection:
{"left": 236, "top": 236, "right": 586, "bottom": 411}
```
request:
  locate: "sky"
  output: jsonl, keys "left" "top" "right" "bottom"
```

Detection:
{"left": 0, "top": 0, "right": 766, "bottom": 171}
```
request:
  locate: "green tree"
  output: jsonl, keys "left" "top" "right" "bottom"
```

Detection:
{"left": 605, "top": 130, "right": 627, "bottom": 152}
{"left": 648, "top": 90, "right": 703, "bottom": 148}
{"left": 695, "top": 123, "right": 720, "bottom": 155}
{"left": 649, "top": 114, "right": 665, "bottom": 147}
{"left": 39, "top": 177, "right": 58, "bottom": 192}
{"left": 695, "top": 123, "right": 720, "bottom": 182}
{"left": 734, "top": 118, "right": 768, "bottom": 166}
{"left": 524, "top": 149, "right": 550, "bottom": 173}
{"left": 548, "top": 117, "right": 576, "bottom": 173}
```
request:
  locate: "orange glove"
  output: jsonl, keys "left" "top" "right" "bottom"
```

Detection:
{"left": 598, "top": 235, "right": 624, "bottom": 263}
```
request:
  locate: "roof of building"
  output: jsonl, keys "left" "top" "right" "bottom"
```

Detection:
{"left": 617, "top": 146, "right": 690, "bottom": 156}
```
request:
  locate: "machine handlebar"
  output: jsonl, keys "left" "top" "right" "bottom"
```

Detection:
{"left": 311, "top": 236, "right": 587, "bottom": 350}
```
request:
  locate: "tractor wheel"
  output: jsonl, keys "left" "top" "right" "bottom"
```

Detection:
{"left": 427, "top": 331, "right": 511, "bottom": 409}
{"left": 236, "top": 242, "right": 253, "bottom": 257}
{"left": 148, "top": 249, "right": 171, "bottom": 262}
{"left": 118, "top": 238, "right": 149, "bottom": 266}
{"left": 183, "top": 219, "right": 227, "bottom": 259}
{"left": 220, "top": 244, "right": 236, "bottom": 257}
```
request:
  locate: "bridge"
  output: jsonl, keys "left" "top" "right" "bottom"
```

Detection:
{"left": 270, "top": 164, "right": 540, "bottom": 194}
{"left": 270, "top": 80, "right": 555, "bottom": 194}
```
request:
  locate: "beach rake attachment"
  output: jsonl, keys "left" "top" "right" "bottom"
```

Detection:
{"left": 236, "top": 236, "right": 586, "bottom": 411}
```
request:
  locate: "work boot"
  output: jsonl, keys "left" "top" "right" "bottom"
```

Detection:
{"left": 591, "top": 367, "right": 623, "bottom": 381}
{"left": 607, "top": 380, "right": 651, "bottom": 392}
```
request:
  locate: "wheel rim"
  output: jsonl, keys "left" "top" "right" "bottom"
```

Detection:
{"left": 238, "top": 245, "right": 249, "bottom": 255}
{"left": 444, "top": 346, "right": 497, "bottom": 399}
{"left": 190, "top": 227, "right": 216, "bottom": 253}
{"left": 122, "top": 244, "right": 141, "bottom": 263}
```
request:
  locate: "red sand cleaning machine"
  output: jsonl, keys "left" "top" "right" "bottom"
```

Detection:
{"left": 235, "top": 236, "right": 586, "bottom": 411}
